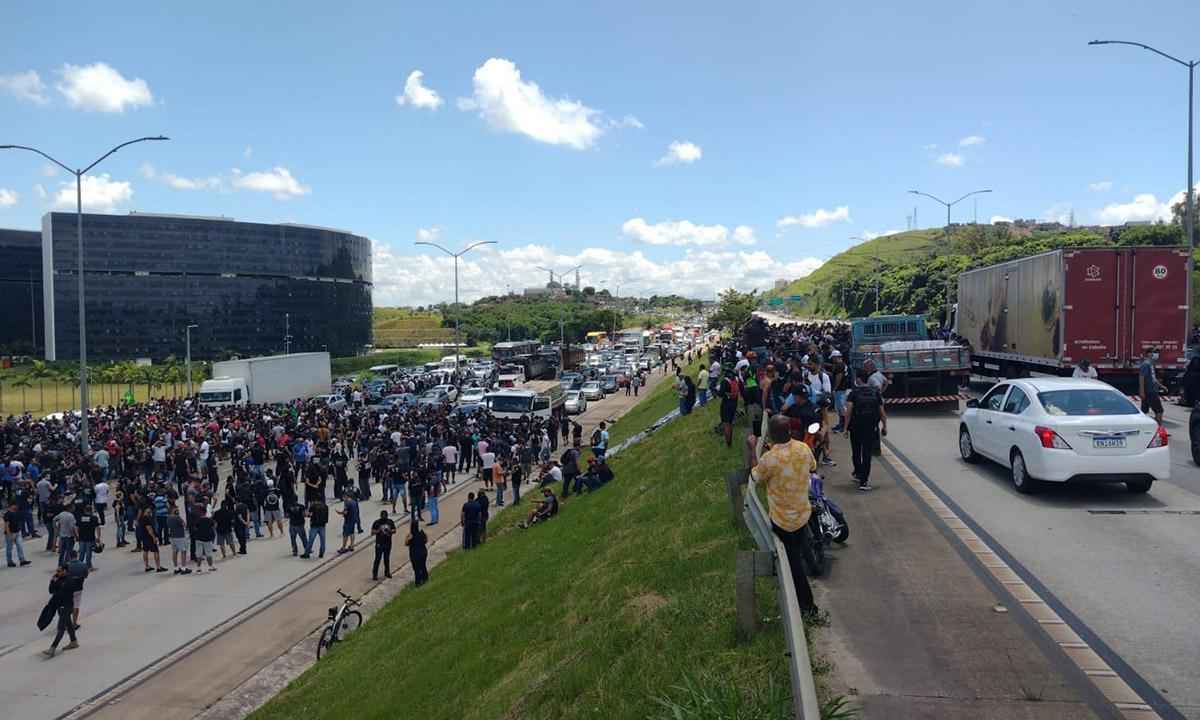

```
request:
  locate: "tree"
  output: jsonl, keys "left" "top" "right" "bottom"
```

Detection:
{"left": 710, "top": 289, "right": 758, "bottom": 331}
{"left": 27, "top": 360, "right": 55, "bottom": 410}
{"left": 11, "top": 375, "right": 31, "bottom": 413}
{"left": 582, "top": 286, "right": 596, "bottom": 296}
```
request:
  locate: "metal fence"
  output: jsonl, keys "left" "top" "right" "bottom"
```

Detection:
{"left": 742, "top": 474, "right": 821, "bottom": 720}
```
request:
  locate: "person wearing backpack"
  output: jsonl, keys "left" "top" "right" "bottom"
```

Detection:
{"left": 843, "top": 369, "right": 887, "bottom": 491}
{"left": 261, "top": 480, "right": 284, "bottom": 538}
{"left": 589, "top": 421, "right": 608, "bottom": 462}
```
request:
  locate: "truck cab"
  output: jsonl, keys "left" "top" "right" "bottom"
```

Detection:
{"left": 850, "top": 314, "right": 970, "bottom": 403}
{"left": 198, "top": 377, "right": 248, "bottom": 407}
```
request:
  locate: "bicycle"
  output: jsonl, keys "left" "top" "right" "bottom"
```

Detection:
{"left": 317, "top": 588, "right": 363, "bottom": 659}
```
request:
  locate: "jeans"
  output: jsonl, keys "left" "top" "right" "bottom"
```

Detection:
{"left": 306, "top": 526, "right": 326, "bottom": 556}
{"left": 771, "top": 522, "right": 818, "bottom": 613}
{"left": 251, "top": 509, "right": 263, "bottom": 537}
{"left": 57, "top": 536, "right": 76, "bottom": 567}
{"left": 698, "top": 388, "right": 708, "bottom": 406}
{"left": 51, "top": 606, "right": 77, "bottom": 649}
{"left": 21, "top": 509, "right": 35, "bottom": 536}
{"left": 373, "top": 543, "right": 391, "bottom": 578}
{"left": 5, "top": 533, "right": 27, "bottom": 564}
{"left": 428, "top": 495, "right": 439, "bottom": 524}
{"left": 463, "top": 523, "right": 479, "bottom": 549}
{"left": 512, "top": 480, "right": 520, "bottom": 505}
{"left": 833, "top": 391, "right": 847, "bottom": 429}
{"left": 77, "top": 540, "right": 95, "bottom": 569}
{"left": 115, "top": 520, "right": 126, "bottom": 545}
{"left": 849, "top": 425, "right": 877, "bottom": 484}
{"left": 94, "top": 503, "right": 107, "bottom": 526}
{"left": 679, "top": 397, "right": 689, "bottom": 416}
{"left": 496, "top": 486, "right": 505, "bottom": 507}
{"left": 289, "top": 525, "right": 306, "bottom": 554}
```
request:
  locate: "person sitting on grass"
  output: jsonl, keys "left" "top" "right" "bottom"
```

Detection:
{"left": 519, "top": 487, "right": 558, "bottom": 529}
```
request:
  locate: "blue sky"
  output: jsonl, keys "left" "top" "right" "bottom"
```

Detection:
{"left": 2, "top": 0, "right": 1199, "bottom": 305}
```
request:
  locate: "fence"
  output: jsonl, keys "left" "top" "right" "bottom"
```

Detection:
{"left": 729, "top": 470, "right": 821, "bottom": 720}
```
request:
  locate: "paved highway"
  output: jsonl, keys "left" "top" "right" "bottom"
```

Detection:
{"left": 883, "top": 390, "right": 1200, "bottom": 719}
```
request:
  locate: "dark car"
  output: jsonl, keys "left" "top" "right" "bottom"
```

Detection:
{"left": 559, "top": 372, "right": 584, "bottom": 390}
{"left": 600, "top": 375, "right": 619, "bottom": 394}
{"left": 452, "top": 403, "right": 485, "bottom": 419}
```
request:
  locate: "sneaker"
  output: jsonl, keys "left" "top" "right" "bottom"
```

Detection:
{"left": 174, "top": 568, "right": 182, "bottom": 575}
{"left": 63, "top": 641, "right": 79, "bottom": 651}
{"left": 42, "top": 648, "right": 56, "bottom": 658}
{"left": 821, "top": 458, "right": 836, "bottom": 467}
{"left": 6, "top": 562, "right": 14, "bottom": 568}
{"left": 858, "top": 483, "right": 874, "bottom": 492}
{"left": 19, "top": 560, "right": 31, "bottom": 567}
{"left": 300, "top": 553, "right": 311, "bottom": 559}
{"left": 156, "top": 567, "right": 169, "bottom": 572}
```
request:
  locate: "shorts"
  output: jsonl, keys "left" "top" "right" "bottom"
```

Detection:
{"left": 170, "top": 537, "right": 188, "bottom": 554}
{"left": 218, "top": 531, "right": 235, "bottom": 547}
{"left": 264, "top": 509, "right": 283, "bottom": 523}
{"left": 1142, "top": 394, "right": 1164, "bottom": 415}
{"left": 719, "top": 401, "right": 737, "bottom": 424}
{"left": 195, "top": 541, "right": 214, "bottom": 559}
{"left": 342, "top": 522, "right": 355, "bottom": 538}
{"left": 393, "top": 483, "right": 407, "bottom": 496}
{"left": 73, "top": 590, "right": 82, "bottom": 609}
{"left": 139, "top": 530, "right": 158, "bottom": 552}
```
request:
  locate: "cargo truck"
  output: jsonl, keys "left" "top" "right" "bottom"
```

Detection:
{"left": 954, "top": 246, "right": 1192, "bottom": 391}
{"left": 198, "top": 352, "right": 331, "bottom": 407}
{"left": 849, "top": 314, "right": 971, "bottom": 404}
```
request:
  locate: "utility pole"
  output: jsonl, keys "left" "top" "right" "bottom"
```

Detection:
{"left": 284, "top": 312, "right": 292, "bottom": 355}
{"left": 29, "top": 268, "right": 36, "bottom": 354}
{"left": 908, "top": 188, "right": 993, "bottom": 324}
{"left": 185, "top": 324, "right": 198, "bottom": 397}
{"left": 416, "top": 240, "right": 498, "bottom": 371}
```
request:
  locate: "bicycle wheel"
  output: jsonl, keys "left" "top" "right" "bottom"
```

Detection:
{"left": 316, "top": 626, "right": 334, "bottom": 660}
{"left": 341, "top": 610, "right": 363, "bottom": 635}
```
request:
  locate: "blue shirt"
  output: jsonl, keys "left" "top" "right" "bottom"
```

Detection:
{"left": 1139, "top": 360, "right": 1158, "bottom": 397}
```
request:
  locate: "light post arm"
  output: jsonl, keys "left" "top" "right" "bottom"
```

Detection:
{"left": 0, "top": 145, "right": 74, "bottom": 174}
{"left": 907, "top": 189, "right": 949, "bottom": 208}
{"left": 1088, "top": 40, "right": 1189, "bottom": 67}
{"left": 82, "top": 136, "right": 170, "bottom": 174}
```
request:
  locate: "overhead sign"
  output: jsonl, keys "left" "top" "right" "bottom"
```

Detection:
{"left": 768, "top": 298, "right": 784, "bottom": 306}
{"left": 788, "top": 295, "right": 803, "bottom": 301}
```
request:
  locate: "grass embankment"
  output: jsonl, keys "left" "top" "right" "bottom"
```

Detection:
{"left": 372, "top": 308, "right": 454, "bottom": 348}
{"left": 605, "top": 355, "right": 707, "bottom": 449}
{"left": 253, "top": 364, "right": 796, "bottom": 720}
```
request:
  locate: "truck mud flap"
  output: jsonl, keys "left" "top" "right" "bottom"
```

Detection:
{"left": 884, "top": 394, "right": 967, "bottom": 405}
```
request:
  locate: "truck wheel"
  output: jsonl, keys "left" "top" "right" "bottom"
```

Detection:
{"left": 1010, "top": 450, "right": 1037, "bottom": 494}
{"left": 958, "top": 428, "right": 979, "bottom": 463}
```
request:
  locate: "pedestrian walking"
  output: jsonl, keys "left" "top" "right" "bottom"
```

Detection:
{"left": 286, "top": 500, "right": 307, "bottom": 556}
{"left": 337, "top": 493, "right": 359, "bottom": 554}
{"left": 843, "top": 369, "right": 886, "bottom": 491}
{"left": 407, "top": 520, "right": 429, "bottom": 586}
{"left": 5, "top": 500, "right": 32, "bottom": 567}
{"left": 40, "top": 566, "right": 80, "bottom": 657}
{"left": 302, "top": 499, "right": 328, "bottom": 559}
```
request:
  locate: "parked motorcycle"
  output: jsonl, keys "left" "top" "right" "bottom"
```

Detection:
{"left": 800, "top": 471, "right": 850, "bottom": 577}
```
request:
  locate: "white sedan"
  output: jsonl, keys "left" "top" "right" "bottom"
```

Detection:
{"left": 564, "top": 389, "right": 588, "bottom": 414}
{"left": 581, "top": 381, "right": 604, "bottom": 401}
{"left": 458, "top": 387, "right": 487, "bottom": 405}
{"left": 958, "top": 378, "right": 1168, "bottom": 494}
{"left": 432, "top": 384, "right": 458, "bottom": 402}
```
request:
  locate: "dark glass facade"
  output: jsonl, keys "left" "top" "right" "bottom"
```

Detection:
{"left": 0, "top": 229, "right": 44, "bottom": 356}
{"left": 41, "top": 213, "right": 373, "bottom": 361}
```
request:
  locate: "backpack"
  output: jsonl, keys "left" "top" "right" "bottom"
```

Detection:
{"left": 851, "top": 386, "right": 882, "bottom": 423}
{"left": 590, "top": 428, "right": 602, "bottom": 447}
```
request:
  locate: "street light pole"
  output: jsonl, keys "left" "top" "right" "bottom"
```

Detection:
{"left": 908, "top": 189, "right": 992, "bottom": 325}
{"left": 185, "top": 324, "right": 198, "bottom": 398}
{"left": 284, "top": 312, "right": 291, "bottom": 355}
{"left": 415, "top": 240, "right": 498, "bottom": 371}
{"left": 2, "top": 136, "right": 169, "bottom": 452}
{"left": 1089, "top": 40, "right": 1196, "bottom": 248}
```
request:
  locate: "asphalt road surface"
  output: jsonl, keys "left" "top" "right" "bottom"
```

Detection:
{"left": 883, "top": 388, "right": 1200, "bottom": 719}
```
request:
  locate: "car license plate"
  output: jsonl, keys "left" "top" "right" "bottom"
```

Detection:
{"left": 1093, "top": 437, "right": 1125, "bottom": 449}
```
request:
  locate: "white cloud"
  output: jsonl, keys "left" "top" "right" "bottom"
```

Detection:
{"left": 395, "top": 70, "right": 444, "bottom": 110}
{"left": 1097, "top": 194, "right": 1171, "bottom": 225}
{"left": 612, "top": 115, "right": 643, "bottom": 129}
{"left": 959, "top": 135, "right": 985, "bottom": 147}
{"left": 861, "top": 229, "right": 903, "bottom": 240}
{"left": 416, "top": 226, "right": 442, "bottom": 242}
{"left": 56, "top": 62, "right": 153, "bottom": 112}
{"left": 141, "top": 163, "right": 223, "bottom": 191}
{"left": 0, "top": 70, "right": 49, "bottom": 104}
{"left": 33, "top": 184, "right": 47, "bottom": 200}
{"left": 459, "top": 58, "right": 622, "bottom": 150}
{"left": 243, "top": 145, "right": 253, "bottom": 159}
{"left": 230, "top": 167, "right": 310, "bottom": 199}
{"left": 52, "top": 174, "right": 132, "bottom": 211}
{"left": 1042, "top": 203, "right": 1072, "bottom": 224}
{"left": 732, "top": 225, "right": 756, "bottom": 246}
{"left": 777, "top": 206, "right": 851, "bottom": 229}
{"left": 936, "top": 152, "right": 964, "bottom": 167}
{"left": 0, "top": 189, "right": 17, "bottom": 207}
{"left": 1088, "top": 180, "right": 1113, "bottom": 192}
{"left": 622, "top": 218, "right": 735, "bottom": 247}
{"left": 990, "top": 215, "right": 1013, "bottom": 224}
{"left": 381, "top": 241, "right": 824, "bottom": 306}
{"left": 655, "top": 140, "right": 702, "bottom": 166}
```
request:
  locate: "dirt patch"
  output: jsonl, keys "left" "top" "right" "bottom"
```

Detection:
{"left": 626, "top": 592, "right": 670, "bottom": 621}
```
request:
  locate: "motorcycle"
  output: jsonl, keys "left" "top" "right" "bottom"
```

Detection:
{"left": 799, "top": 470, "right": 850, "bottom": 578}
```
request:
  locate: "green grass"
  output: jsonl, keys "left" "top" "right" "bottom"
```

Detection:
{"left": 251, "top": 363, "right": 793, "bottom": 720}
{"left": 605, "top": 355, "right": 709, "bottom": 450}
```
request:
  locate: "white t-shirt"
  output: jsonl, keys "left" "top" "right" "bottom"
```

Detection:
{"left": 480, "top": 451, "right": 496, "bottom": 470}
{"left": 1072, "top": 365, "right": 1099, "bottom": 379}
{"left": 442, "top": 445, "right": 458, "bottom": 464}
{"left": 868, "top": 371, "right": 888, "bottom": 390}
{"left": 199, "top": 441, "right": 210, "bottom": 463}
{"left": 548, "top": 466, "right": 563, "bottom": 483}
{"left": 94, "top": 481, "right": 110, "bottom": 505}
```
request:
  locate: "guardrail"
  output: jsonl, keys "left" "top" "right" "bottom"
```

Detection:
{"left": 736, "top": 472, "right": 821, "bottom": 720}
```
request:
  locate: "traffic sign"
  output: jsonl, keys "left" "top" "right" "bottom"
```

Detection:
{"left": 788, "top": 295, "right": 803, "bottom": 301}
{"left": 768, "top": 298, "right": 784, "bottom": 306}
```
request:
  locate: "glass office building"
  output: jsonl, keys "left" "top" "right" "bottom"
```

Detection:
{"left": 0, "top": 228, "right": 44, "bottom": 356}
{"left": 36, "top": 212, "right": 373, "bottom": 361}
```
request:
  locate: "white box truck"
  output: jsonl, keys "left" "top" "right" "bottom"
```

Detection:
{"left": 198, "top": 352, "right": 332, "bottom": 407}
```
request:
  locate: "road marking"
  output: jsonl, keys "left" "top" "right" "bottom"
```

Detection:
{"left": 880, "top": 442, "right": 1175, "bottom": 720}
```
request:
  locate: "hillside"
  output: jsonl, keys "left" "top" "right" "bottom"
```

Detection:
{"left": 371, "top": 308, "right": 454, "bottom": 348}
{"left": 252, "top": 360, "right": 812, "bottom": 720}
{"left": 765, "top": 223, "right": 1200, "bottom": 322}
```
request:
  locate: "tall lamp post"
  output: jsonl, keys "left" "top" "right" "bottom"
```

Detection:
{"left": 908, "top": 189, "right": 992, "bottom": 325}
{"left": 1089, "top": 40, "right": 1196, "bottom": 248}
{"left": 185, "top": 324, "right": 198, "bottom": 398}
{"left": 415, "top": 240, "right": 497, "bottom": 370}
{"left": 1, "top": 136, "right": 169, "bottom": 452}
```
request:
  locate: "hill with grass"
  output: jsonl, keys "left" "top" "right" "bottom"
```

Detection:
{"left": 765, "top": 223, "right": 1200, "bottom": 322}
{"left": 252, "top": 357, "right": 834, "bottom": 720}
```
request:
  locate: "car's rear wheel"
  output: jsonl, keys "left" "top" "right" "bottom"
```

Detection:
{"left": 1125, "top": 478, "right": 1153, "bottom": 494}
{"left": 1010, "top": 450, "right": 1037, "bottom": 494}
{"left": 958, "top": 427, "right": 979, "bottom": 463}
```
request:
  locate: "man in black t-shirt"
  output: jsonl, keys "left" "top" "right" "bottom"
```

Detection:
{"left": 302, "top": 500, "right": 328, "bottom": 559}
{"left": 843, "top": 369, "right": 887, "bottom": 490}
{"left": 4, "top": 500, "right": 32, "bottom": 567}
{"left": 75, "top": 506, "right": 101, "bottom": 571}
{"left": 213, "top": 502, "right": 236, "bottom": 559}
{"left": 370, "top": 510, "right": 396, "bottom": 580}
{"left": 191, "top": 506, "right": 217, "bottom": 572}
{"left": 232, "top": 498, "right": 250, "bottom": 555}
{"left": 461, "top": 493, "right": 481, "bottom": 550}
{"left": 286, "top": 502, "right": 307, "bottom": 557}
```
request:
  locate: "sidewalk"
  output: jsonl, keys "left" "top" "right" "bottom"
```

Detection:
{"left": 807, "top": 438, "right": 1109, "bottom": 719}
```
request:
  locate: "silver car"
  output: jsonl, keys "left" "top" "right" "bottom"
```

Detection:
{"left": 564, "top": 389, "right": 588, "bottom": 414}
{"left": 581, "top": 381, "right": 604, "bottom": 401}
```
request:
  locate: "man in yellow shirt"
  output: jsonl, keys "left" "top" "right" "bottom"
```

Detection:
{"left": 751, "top": 415, "right": 819, "bottom": 615}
